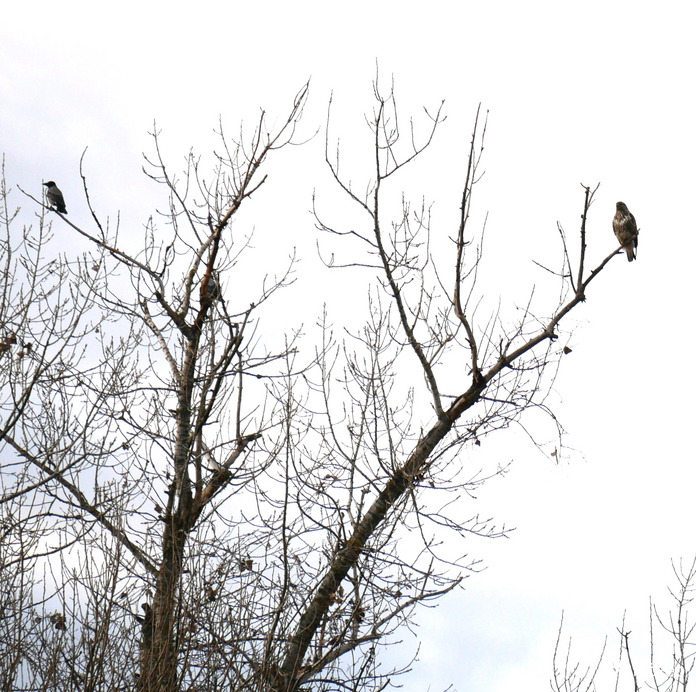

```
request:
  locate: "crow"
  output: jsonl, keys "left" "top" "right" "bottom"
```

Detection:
{"left": 43, "top": 181, "right": 67, "bottom": 214}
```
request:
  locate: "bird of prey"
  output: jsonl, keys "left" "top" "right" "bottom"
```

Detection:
{"left": 612, "top": 201, "right": 638, "bottom": 262}
{"left": 43, "top": 181, "right": 67, "bottom": 214}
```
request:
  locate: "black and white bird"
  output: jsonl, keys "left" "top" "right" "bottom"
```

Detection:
{"left": 43, "top": 181, "right": 67, "bottom": 214}
{"left": 204, "top": 271, "right": 221, "bottom": 303}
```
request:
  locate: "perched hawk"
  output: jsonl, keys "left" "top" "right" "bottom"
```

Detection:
{"left": 43, "top": 181, "right": 67, "bottom": 214}
{"left": 612, "top": 201, "right": 638, "bottom": 262}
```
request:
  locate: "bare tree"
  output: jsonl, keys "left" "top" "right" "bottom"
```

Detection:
{"left": 551, "top": 557, "right": 696, "bottom": 692}
{"left": 646, "top": 557, "right": 696, "bottom": 691}
{"left": 550, "top": 612, "right": 607, "bottom": 692}
{"left": 1, "top": 78, "right": 629, "bottom": 692}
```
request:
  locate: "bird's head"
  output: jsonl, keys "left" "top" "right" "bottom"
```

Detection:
{"left": 43, "top": 181, "right": 56, "bottom": 188}
{"left": 616, "top": 201, "right": 628, "bottom": 212}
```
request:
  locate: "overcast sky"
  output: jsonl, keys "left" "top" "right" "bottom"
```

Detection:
{"left": 2, "top": 2, "right": 695, "bottom": 690}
